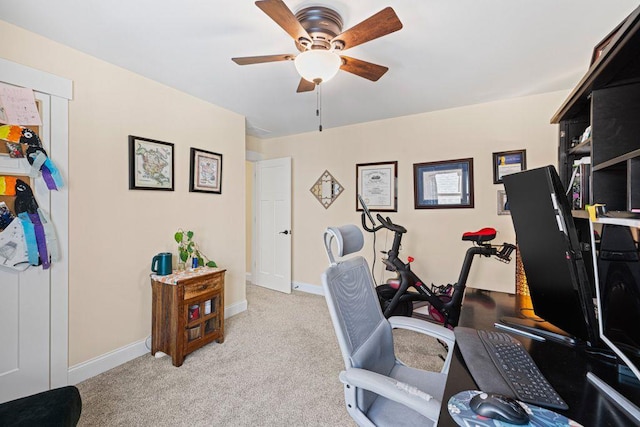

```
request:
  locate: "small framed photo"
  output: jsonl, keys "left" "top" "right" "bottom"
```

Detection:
{"left": 356, "top": 161, "right": 398, "bottom": 212}
{"left": 413, "top": 158, "right": 474, "bottom": 209}
{"left": 128, "top": 135, "right": 174, "bottom": 191}
{"left": 492, "top": 149, "right": 526, "bottom": 184}
{"left": 497, "top": 190, "right": 510, "bottom": 215}
{"left": 189, "top": 148, "right": 222, "bottom": 194}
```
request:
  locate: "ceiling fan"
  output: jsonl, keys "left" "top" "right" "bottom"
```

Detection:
{"left": 232, "top": 0, "right": 403, "bottom": 93}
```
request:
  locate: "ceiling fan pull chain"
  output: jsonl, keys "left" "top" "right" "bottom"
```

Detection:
{"left": 317, "top": 84, "right": 323, "bottom": 132}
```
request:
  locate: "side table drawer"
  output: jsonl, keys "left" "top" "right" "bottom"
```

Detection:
{"left": 183, "top": 275, "right": 222, "bottom": 300}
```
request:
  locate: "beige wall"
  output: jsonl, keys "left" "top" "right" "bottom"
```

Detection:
{"left": 0, "top": 21, "right": 246, "bottom": 366}
{"left": 245, "top": 161, "right": 253, "bottom": 273}
{"left": 249, "top": 90, "right": 566, "bottom": 294}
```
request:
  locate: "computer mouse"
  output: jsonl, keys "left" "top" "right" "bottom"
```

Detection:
{"left": 469, "top": 392, "right": 530, "bottom": 425}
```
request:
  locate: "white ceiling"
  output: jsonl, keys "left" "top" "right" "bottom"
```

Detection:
{"left": 0, "top": 1, "right": 637, "bottom": 138}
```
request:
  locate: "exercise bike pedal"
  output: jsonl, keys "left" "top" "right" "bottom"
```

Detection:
{"left": 496, "top": 243, "right": 516, "bottom": 263}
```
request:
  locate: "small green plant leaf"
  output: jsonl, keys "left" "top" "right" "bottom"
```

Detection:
{"left": 174, "top": 228, "right": 216, "bottom": 269}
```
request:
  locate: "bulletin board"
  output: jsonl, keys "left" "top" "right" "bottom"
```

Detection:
{"left": 0, "top": 93, "right": 41, "bottom": 155}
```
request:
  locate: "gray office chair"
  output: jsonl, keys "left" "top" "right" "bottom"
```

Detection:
{"left": 322, "top": 225, "right": 455, "bottom": 426}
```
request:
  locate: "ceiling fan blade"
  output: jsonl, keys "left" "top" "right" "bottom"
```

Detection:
{"left": 255, "top": 0, "right": 312, "bottom": 44}
{"left": 296, "top": 78, "right": 316, "bottom": 93}
{"left": 340, "top": 56, "right": 389, "bottom": 81}
{"left": 332, "top": 7, "right": 403, "bottom": 51}
{"left": 232, "top": 54, "right": 294, "bottom": 65}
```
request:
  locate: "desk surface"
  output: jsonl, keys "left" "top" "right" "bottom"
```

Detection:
{"left": 438, "top": 288, "right": 640, "bottom": 426}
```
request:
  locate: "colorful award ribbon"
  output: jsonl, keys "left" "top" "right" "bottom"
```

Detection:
{"left": 27, "top": 148, "right": 64, "bottom": 190}
{"left": 28, "top": 211, "right": 49, "bottom": 269}
{"left": 1, "top": 126, "right": 63, "bottom": 190}
{"left": 38, "top": 208, "right": 58, "bottom": 262}
{"left": 14, "top": 179, "right": 48, "bottom": 268}
{"left": 18, "top": 212, "right": 39, "bottom": 266}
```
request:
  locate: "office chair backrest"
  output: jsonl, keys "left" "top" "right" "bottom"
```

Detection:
{"left": 322, "top": 225, "right": 396, "bottom": 412}
{"left": 324, "top": 225, "right": 364, "bottom": 265}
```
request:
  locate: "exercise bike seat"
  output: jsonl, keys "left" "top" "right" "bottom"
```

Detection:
{"left": 462, "top": 227, "right": 496, "bottom": 243}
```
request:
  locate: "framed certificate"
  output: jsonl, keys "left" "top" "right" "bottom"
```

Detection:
{"left": 413, "top": 158, "right": 474, "bottom": 209}
{"left": 356, "top": 161, "right": 398, "bottom": 212}
{"left": 493, "top": 149, "right": 526, "bottom": 184}
{"left": 497, "top": 190, "right": 510, "bottom": 215}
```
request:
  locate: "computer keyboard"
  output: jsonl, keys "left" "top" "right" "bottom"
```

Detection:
{"left": 477, "top": 329, "right": 569, "bottom": 410}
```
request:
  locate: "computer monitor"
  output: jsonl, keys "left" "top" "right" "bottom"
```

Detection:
{"left": 502, "top": 165, "right": 599, "bottom": 346}
{"left": 588, "top": 217, "right": 640, "bottom": 422}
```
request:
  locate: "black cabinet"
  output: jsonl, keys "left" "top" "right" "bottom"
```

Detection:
{"left": 552, "top": 5, "right": 640, "bottom": 212}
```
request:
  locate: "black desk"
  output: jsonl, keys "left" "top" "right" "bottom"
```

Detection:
{"left": 438, "top": 288, "right": 640, "bottom": 426}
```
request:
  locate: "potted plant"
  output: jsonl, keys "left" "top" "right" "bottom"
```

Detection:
{"left": 174, "top": 229, "right": 217, "bottom": 270}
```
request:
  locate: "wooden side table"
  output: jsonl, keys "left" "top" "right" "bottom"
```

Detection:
{"left": 151, "top": 267, "right": 225, "bottom": 367}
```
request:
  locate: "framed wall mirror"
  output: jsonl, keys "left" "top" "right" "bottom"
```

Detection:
{"left": 310, "top": 170, "right": 343, "bottom": 209}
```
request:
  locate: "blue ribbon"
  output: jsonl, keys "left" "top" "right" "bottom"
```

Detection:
{"left": 18, "top": 212, "right": 39, "bottom": 266}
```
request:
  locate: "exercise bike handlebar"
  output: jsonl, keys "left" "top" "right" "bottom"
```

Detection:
{"left": 360, "top": 212, "right": 382, "bottom": 233}
{"left": 360, "top": 210, "right": 407, "bottom": 234}
{"left": 376, "top": 214, "right": 407, "bottom": 234}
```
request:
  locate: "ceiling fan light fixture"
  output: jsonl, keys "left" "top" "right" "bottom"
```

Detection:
{"left": 294, "top": 50, "right": 341, "bottom": 84}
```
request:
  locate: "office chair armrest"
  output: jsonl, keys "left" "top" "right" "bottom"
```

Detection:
{"left": 389, "top": 316, "right": 455, "bottom": 373}
{"left": 339, "top": 368, "right": 441, "bottom": 422}
{"left": 388, "top": 316, "right": 455, "bottom": 346}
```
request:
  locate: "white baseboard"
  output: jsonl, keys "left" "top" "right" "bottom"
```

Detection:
{"left": 245, "top": 271, "right": 253, "bottom": 283}
{"left": 68, "top": 339, "right": 149, "bottom": 385}
{"left": 225, "top": 299, "right": 248, "bottom": 317}
{"left": 68, "top": 300, "right": 248, "bottom": 385}
{"left": 292, "top": 281, "right": 324, "bottom": 296}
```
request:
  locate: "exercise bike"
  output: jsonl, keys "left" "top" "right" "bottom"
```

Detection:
{"left": 359, "top": 196, "right": 516, "bottom": 328}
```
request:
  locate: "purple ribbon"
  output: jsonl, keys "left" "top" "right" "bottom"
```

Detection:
{"left": 28, "top": 212, "right": 49, "bottom": 269}
{"left": 41, "top": 164, "right": 58, "bottom": 190}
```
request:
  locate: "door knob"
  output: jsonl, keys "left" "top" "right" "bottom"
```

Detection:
{"left": 279, "top": 230, "right": 291, "bottom": 235}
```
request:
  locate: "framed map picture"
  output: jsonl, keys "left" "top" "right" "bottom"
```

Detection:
{"left": 189, "top": 148, "right": 222, "bottom": 194}
{"left": 128, "top": 135, "right": 174, "bottom": 191}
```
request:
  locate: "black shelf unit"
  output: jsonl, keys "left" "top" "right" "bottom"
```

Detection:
{"left": 552, "top": 5, "right": 640, "bottom": 212}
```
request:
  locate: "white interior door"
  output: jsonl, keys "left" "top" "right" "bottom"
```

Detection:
{"left": 255, "top": 157, "right": 291, "bottom": 294}
{"left": 0, "top": 269, "right": 51, "bottom": 402}
{"left": 0, "top": 91, "right": 52, "bottom": 402}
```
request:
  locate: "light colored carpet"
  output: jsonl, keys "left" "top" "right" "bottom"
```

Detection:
{"left": 76, "top": 284, "right": 446, "bottom": 426}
